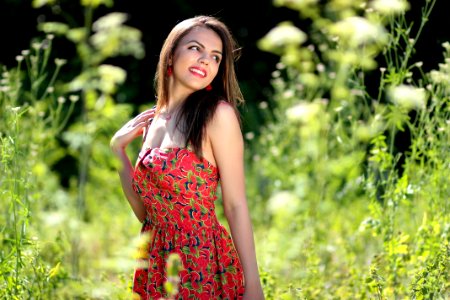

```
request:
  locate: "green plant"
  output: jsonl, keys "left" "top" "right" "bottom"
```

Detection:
{"left": 1, "top": 0, "right": 146, "bottom": 298}
{"left": 0, "top": 35, "right": 74, "bottom": 298}
{"left": 251, "top": 0, "right": 449, "bottom": 298}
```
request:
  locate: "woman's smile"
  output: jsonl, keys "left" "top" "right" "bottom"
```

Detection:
{"left": 189, "top": 66, "right": 207, "bottom": 78}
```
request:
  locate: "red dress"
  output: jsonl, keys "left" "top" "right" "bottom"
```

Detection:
{"left": 132, "top": 146, "right": 245, "bottom": 300}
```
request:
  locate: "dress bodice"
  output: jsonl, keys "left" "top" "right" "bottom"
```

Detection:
{"left": 132, "top": 147, "right": 220, "bottom": 232}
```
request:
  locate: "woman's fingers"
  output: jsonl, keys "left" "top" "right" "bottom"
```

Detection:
{"left": 138, "top": 108, "right": 155, "bottom": 118}
{"left": 110, "top": 107, "right": 155, "bottom": 152}
{"left": 133, "top": 110, "right": 154, "bottom": 126}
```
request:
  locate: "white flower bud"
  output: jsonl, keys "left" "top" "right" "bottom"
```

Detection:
{"left": 388, "top": 84, "right": 426, "bottom": 110}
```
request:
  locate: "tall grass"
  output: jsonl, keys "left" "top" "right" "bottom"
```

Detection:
{"left": 251, "top": 0, "right": 449, "bottom": 298}
{"left": 1, "top": 0, "right": 448, "bottom": 299}
{"left": 1, "top": 0, "right": 145, "bottom": 298}
{"left": 0, "top": 35, "right": 75, "bottom": 297}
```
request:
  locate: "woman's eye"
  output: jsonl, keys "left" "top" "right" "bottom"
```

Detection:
{"left": 188, "top": 45, "right": 221, "bottom": 62}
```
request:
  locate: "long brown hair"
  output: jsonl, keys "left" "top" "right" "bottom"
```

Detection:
{"left": 154, "top": 15, "right": 244, "bottom": 157}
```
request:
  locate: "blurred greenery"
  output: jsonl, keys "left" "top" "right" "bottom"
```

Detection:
{"left": 1, "top": 0, "right": 449, "bottom": 299}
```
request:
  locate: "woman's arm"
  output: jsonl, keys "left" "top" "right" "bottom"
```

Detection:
{"left": 110, "top": 109, "right": 154, "bottom": 223}
{"left": 208, "top": 102, "right": 265, "bottom": 300}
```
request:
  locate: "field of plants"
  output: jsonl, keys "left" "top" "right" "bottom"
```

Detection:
{"left": 1, "top": 0, "right": 449, "bottom": 299}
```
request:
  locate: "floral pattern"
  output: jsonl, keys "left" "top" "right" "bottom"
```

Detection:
{"left": 132, "top": 147, "right": 245, "bottom": 300}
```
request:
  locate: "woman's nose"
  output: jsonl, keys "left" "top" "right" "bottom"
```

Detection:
{"left": 198, "top": 55, "right": 210, "bottom": 65}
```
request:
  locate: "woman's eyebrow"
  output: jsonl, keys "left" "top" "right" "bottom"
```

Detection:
{"left": 186, "top": 40, "right": 223, "bottom": 55}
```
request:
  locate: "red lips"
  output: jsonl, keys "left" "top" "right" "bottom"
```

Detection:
{"left": 189, "top": 66, "right": 207, "bottom": 78}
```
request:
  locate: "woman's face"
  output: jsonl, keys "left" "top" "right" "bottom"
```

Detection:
{"left": 171, "top": 26, "right": 223, "bottom": 93}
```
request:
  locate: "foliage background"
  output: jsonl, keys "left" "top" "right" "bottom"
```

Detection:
{"left": 1, "top": 0, "right": 449, "bottom": 299}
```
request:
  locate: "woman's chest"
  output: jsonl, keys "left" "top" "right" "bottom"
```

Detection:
{"left": 143, "top": 117, "right": 185, "bottom": 150}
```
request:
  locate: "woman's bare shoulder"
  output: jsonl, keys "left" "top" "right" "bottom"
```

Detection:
{"left": 213, "top": 100, "right": 239, "bottom": 122}
{"left": 208, "top": 100, "right": 242, "bottom": 147}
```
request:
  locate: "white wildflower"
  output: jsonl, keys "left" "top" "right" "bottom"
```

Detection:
{"left": 98, "top": 64, "right": 126, "bottom": 83}
{"left": 388, "top": 84, "right": 426, "bottom": 110}
{"left": 370, "top": 0, "right": 410, "bottom": 15}
{"left": 69, "top": 95, "right": 80, "bottom": 102}
{"left": 271, "top": 70, "right": 281, "bottom": 78}
{"left": 429, "top": 70, "right": 449, "bottom": 85}
{"left": 93, "top": 12, "right": 128, "bottom": 31}
{"left": 55, "top": 58, "right": 67, "bottom": 66}
{"left": 43, "top": 211, "right": 67, "bottom": 227}
{"left": 443, "top": 42, "right": 450, "bottom": 51}
{"left": 32, "top": 42, "right": 41, "bottom": 50}
{"left": 245, "top": 132, "right": 255, "bottom": 140}
{"left": 329, "top": 16, "right": 388, "bottom": 47}
{"left": 286, "top": 101, "right": 321, "bottom": 123}
{"left": 267, "top": 191, "right": 299, "bottom": 216}
{"left": 258, "top": 21, "right": 307, "bottom": 53}
{"left": 316, "top": 63, "right": 325, "bottom": 72}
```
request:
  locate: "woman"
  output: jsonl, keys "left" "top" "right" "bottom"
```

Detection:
{"left": 110, "top": 15, "right": 264, "bottom": 300}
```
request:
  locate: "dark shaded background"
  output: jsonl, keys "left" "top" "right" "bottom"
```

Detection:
{"left": 1, "top": 0, "right": 449, "bottom": 132}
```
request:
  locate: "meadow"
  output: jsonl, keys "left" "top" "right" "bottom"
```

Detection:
{"left": 1, "top": 0, "right": 448, "bottom": 299}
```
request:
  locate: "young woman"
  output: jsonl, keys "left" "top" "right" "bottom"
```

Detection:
{"left": 110, "top": 15, "right": 264, "bottom": 300}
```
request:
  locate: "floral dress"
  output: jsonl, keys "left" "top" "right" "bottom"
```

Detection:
{"left": 132, "top": 145, "right": 245, "bottom": 300}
